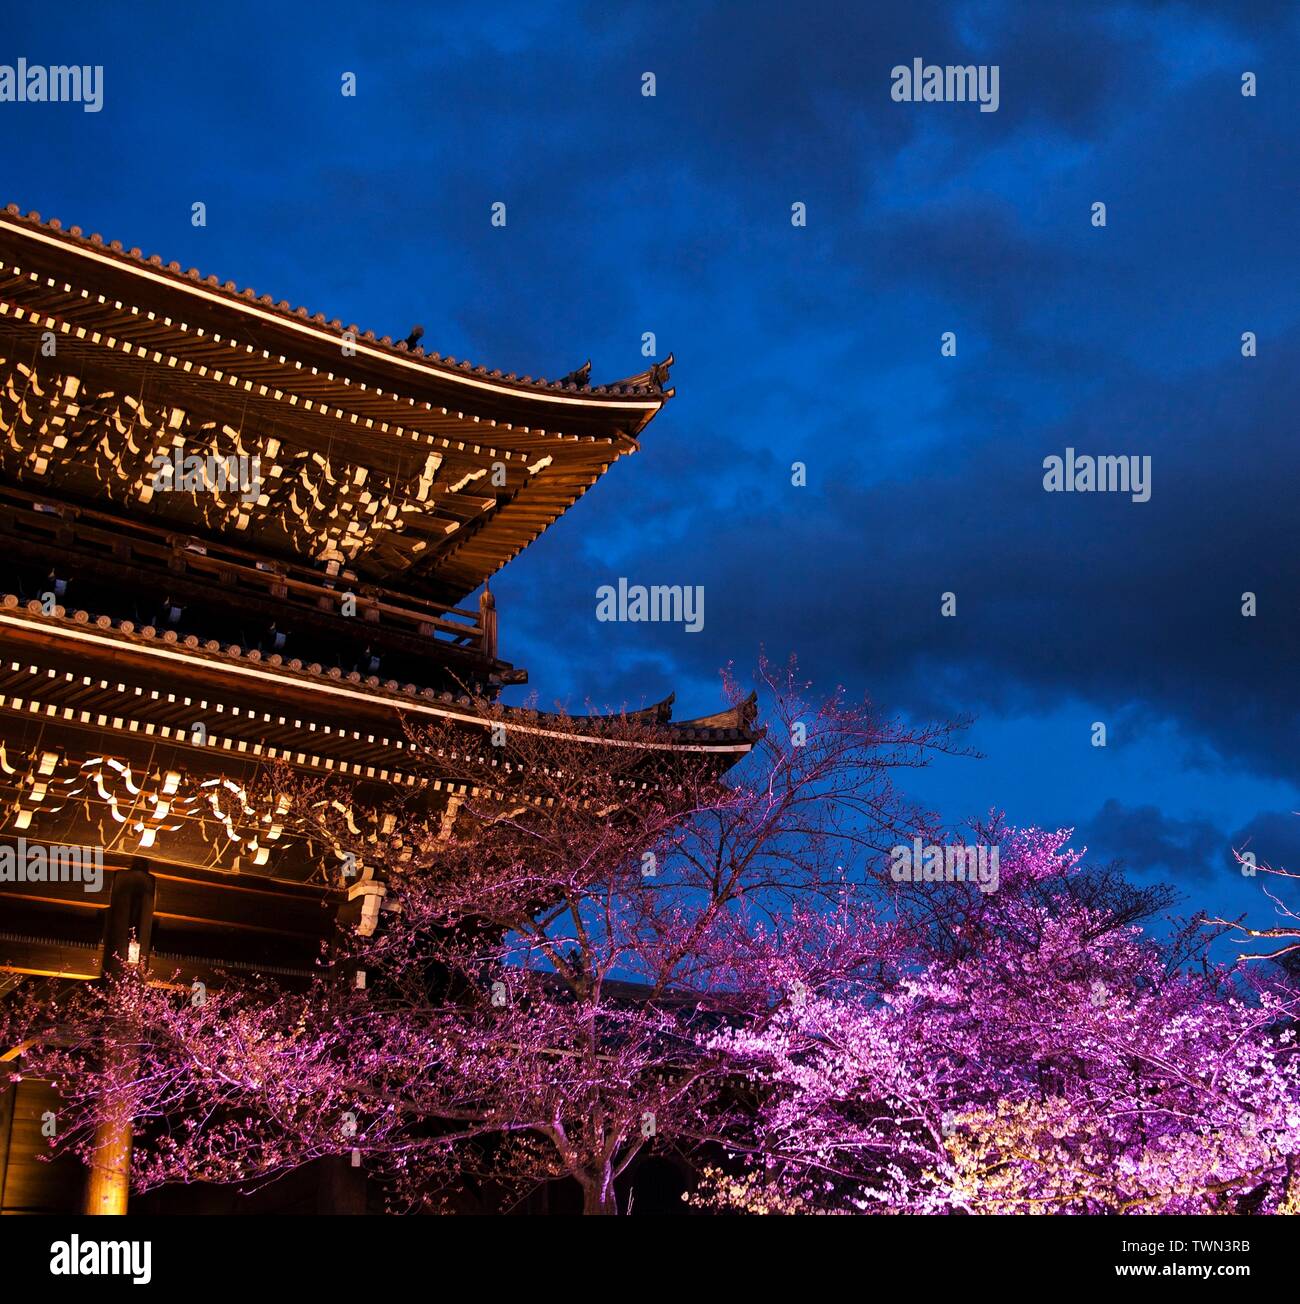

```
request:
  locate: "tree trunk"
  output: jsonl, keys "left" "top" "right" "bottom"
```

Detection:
{"left": 581, "top": 1173, "right": 618, "bottom": 1215}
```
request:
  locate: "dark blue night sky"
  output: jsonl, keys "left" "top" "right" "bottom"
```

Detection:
{"left": 5, "top": 1, "right": 1297, "bottom": 937}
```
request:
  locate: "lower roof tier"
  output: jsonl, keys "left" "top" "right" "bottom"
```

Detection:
{"left": 0, "top": 595, "right": 760, "bottom": 885}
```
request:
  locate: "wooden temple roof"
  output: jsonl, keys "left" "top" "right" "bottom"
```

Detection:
{"left": 0, "top": 206, "right": 674, "bottom": 605}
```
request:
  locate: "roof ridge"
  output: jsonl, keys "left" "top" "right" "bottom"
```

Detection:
{"left": 0, "top": 204, "right": 671, "bottom": 400}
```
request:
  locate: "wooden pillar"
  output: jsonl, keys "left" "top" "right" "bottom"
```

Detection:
{"left": 84, "top": 1098, "right": 132, "bottom": 1215}
{"left": 83, "top": 861, "right": 155, "bottom": 1216}
{"left": 320, "top": 893, "right": 372, "bottom": 1213}
{"left": 479, "top": 585, "right": 498, "bottom": 661}
{"left": 99, "top": 864, "right": 156, "bottom": 978}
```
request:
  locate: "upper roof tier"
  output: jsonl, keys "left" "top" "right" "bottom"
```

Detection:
{"left": 0, "top": 206, "right": 673, "bottom": 605}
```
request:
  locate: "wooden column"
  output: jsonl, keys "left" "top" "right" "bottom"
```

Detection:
{"left": 324, "top": 889, "right": 374, "bottom": 1212}
{"left": 479, "top": 585, "right": 498, "bottom": 661}
{"left": 83, "top": 862, "right": 155, "bottom": 1216}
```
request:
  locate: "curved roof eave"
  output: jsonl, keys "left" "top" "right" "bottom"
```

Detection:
{"left": 0, "top": 603, "right": 757, "bottom": 755}
{"left": 0, "top": 206, "right": 671, "bottom": 419}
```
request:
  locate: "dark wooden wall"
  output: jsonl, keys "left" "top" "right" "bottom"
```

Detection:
{"left": 0, "top": 1076, "right": 85, "bottom": 1214}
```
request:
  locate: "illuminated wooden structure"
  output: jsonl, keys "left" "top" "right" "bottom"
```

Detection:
{"left": 0, "top": 207, "right": 757, "bottom": 1213}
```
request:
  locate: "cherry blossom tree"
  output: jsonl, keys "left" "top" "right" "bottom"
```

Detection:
{"left": 694, "top": 827, "right": 1300, "bottom": 1215}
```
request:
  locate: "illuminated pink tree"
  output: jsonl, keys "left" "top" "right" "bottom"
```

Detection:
{"left": 696, "top": 827, "right": 1300, "bottom": 1214}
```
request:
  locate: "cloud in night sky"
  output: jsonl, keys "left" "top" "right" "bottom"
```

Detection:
{"left": 1083, "top": 799, "right": 1233, "bottom": 884}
